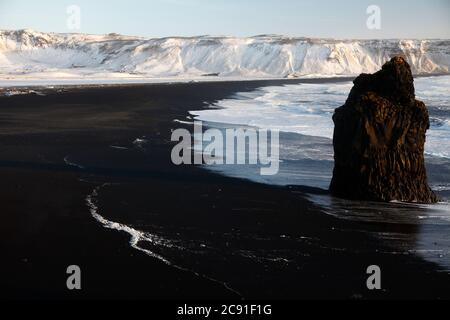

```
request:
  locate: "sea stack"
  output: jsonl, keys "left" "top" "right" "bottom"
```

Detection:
{"left": 330, "top": 56, "right": 437, "bottom": 203}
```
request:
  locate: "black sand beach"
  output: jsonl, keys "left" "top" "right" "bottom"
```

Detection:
{"left": 1, "top": 79, "right": 450, "bottom": 300}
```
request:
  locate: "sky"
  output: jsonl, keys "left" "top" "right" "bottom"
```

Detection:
{"left": 0, "top": 0, "right": 449, "bottom": 39}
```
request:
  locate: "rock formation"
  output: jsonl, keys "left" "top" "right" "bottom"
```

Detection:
{"left": 330, "top": 56, "right": 437, "bottom": 203}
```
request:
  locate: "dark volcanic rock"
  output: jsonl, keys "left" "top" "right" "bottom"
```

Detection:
{"left": 330, "top": 56, "right": 437, "bottom": 203}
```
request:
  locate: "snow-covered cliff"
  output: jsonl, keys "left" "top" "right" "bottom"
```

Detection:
{"left": 1, "top": 29, "right": 449, "bottom": 80}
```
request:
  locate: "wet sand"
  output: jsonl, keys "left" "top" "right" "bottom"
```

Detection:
{"left": 0, "top": 79, "right": 449, "bottom": 300}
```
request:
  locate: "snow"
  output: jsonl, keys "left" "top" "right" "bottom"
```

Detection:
{"left": 0, "top": 29, "right": 449, "bottom": 86}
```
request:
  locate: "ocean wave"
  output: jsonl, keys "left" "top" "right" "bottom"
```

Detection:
{"left": 191, "top": 76, "right": 450, "bottom": 160}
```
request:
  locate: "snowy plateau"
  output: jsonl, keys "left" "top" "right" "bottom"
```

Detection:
{"left": 0, "top": 29, "right": 449, "bottom": 84}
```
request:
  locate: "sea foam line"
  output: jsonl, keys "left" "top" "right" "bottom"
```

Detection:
{"left": 86, "top": 184, "right": 243, "bottom": 298}
{"left": 64, "top": 156, "right": 85, "bottom": 169}
{"left": 87, "top": 185, "right": 173, "bottom": 265}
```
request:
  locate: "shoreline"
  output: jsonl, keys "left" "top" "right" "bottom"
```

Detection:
{"left": 1, "top": 72, "right": 448, "bottom": 91}
{"left": 0, "top": 76, "right": 355, "bottom": 94}
{"left": 1, "top": 80, "right": 449, "bottom": 299}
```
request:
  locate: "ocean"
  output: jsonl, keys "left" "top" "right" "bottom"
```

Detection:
{"left": 188, "top": 76, "right": 450, "bottom": 271}
{"left": 68, "top": 77, "right": 450, "bottom": 298}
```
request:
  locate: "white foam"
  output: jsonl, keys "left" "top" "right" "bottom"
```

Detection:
{"left": 63, "top": 156, "right": 85, "bottom": 169}
{"left": 192, "top": 76, "right": 450, "bottom": 159}
{"left": 86, "top": 186, "right": 173, "bottom": 264}
{"left": 191, "top": 82, "right": 351, "bottom": 140}
{"left": 86, "top": 184, "right": 242, "bottom": 297}
{"left": 110, "top": 145, "right": 128, "bottom": 150}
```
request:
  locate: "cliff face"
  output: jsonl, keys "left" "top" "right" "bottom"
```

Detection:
{"left": 1, "top": 30, "right": 450, "bottom": 78}
{"left": 330, "top": 56, "right": 437, "bottom": 203}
